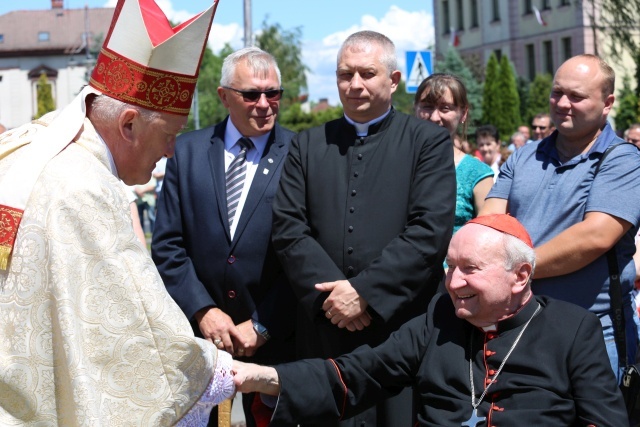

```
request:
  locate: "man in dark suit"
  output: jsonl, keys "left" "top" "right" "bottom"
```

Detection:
{"left": 271, "top": 31, "right": 455, "bottom": 426}
{"left": 152, "top": 46, "right": 296, "bottom": 427}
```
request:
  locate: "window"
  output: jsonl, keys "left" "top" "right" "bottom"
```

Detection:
{"left": 38, "top": 32, "right": 50, "bottom": 42}
{"left": 456, "top": 0, "right": 464, "bottom": 30}
{"left": 543, "top": 40, "right": 554, "bottom": 75}
{"left": 559, "top": 0, "right": 570, "bottom": 6}
{"left": 561, "top": 37, "right": 572, "bottom": 61}
{"left": 0, "top": 34, "right": 4, "bottom": 43}
{"left": 542, "top": 0, "right": 551, "bottom": 9}
{"left": 524, "top": 0, "right": 533, "bottom": 14}
{"left": 526, "top": 43, "right": 536, "bottom": 80}
{"left": 443, "top": 0, "right": 451, "bottom": 34}
{"left": 470, "top": 0, "right": 479, "bottom": 27}
{"left": 492, "top": 0, "right": 501, "bottom": 21}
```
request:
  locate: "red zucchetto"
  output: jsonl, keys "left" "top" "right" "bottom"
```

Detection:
{"left": 468, "top": 214, "right": 534, "bottom": 248}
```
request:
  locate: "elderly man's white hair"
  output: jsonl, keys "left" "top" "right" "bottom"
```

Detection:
{"left": 90, "top": 94, "right": 160, "bottom": 124}
{"left": 220, "top": 46, "right": 282, "bottom": 88}
{"left": 503, "top": 233, "right": 536, "bottom": 278}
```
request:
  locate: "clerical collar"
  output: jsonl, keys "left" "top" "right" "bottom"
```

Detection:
{"left": 478, "top": 294, "right": 537, "bottom": 333}
{"left": 344, "top": 109, "right": 391, "bottom": 137}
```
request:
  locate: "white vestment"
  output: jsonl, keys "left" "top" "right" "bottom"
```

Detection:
{"left": 0, "top": 113, "right": 233, "bottom": 425}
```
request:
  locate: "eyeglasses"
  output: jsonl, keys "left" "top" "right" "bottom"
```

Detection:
{"left": 532, "top": 125, "right": 548, "bottom": 130}
{"left": 223, "top": 86, "right": 283, "bottom": 102}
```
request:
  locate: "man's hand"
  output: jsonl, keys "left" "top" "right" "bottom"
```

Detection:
{"left": 232, "top": 360, "right": 280, "bottom": 396}
{"left": 316, "top": 280, "right": 369, "bottom": 329}
{"left": 344, "top": 312, "right": 372, "bottom": 332}
{"left": 194, "top": 307, "right": 243, "bottom": 355}
{"left": 233, "top": 320, "right": 267, "bottom": 358}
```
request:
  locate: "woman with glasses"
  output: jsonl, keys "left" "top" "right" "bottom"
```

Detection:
{"left": 414, "top": 73, "right": 493, "bottom": 237}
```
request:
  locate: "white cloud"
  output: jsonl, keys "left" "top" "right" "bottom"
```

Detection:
{"left": 104, "top": 0, "right": 243, "bottom": 53}
{"left": 303, "top": 6, "right": 434, "bottom": 105}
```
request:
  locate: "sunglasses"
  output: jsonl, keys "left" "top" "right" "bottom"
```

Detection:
{"left": 223, "top": 86, "right": 283, "bottom": 102}
{"left": 532, "top": 125, "right": 548, "bottom": 130}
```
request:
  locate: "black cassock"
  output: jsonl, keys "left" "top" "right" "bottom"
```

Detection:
{"left": 271, "top": 295, "right": 627, "bottom": 426}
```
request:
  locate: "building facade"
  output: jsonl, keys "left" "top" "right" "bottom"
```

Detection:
{"left": 433, "top": 0, "right": 635, "bottom": 84}
{"left": 0, "top": 2, "right": 113, "bottom": 129}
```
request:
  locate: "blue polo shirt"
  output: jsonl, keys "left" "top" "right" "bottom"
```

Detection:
{"left": 488, "top": 123, "right": 640, "bottom": 319}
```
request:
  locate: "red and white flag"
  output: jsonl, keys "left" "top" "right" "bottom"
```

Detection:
{"left": 449, "top": 27, "right": 460, "bottom": 47}
{"left": 532, "top": 6, "right": 547, "bottom": 26}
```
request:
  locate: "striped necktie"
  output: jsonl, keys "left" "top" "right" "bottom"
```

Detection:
{"left": 226, "top": 137, "right": 253, "bottom": 227}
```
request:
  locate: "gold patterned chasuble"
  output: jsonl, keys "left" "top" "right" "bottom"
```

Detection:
{"left": 0, "top": 114, "right": 217, "bottom": 425}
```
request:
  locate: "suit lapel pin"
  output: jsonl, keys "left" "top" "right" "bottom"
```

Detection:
{"left": 268, "top": 158, "right": 274, "bottom": 163}
{"left": 263, "top": 168, "right": 270, "bottom": 175}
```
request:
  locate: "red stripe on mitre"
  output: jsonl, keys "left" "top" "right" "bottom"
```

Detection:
{"left": 328, "top": 359, "right": 349, "bottom": 420}
{"left": 89, "top": 46, "right": 196, "bottom": 116}
{"left": 138, "top": 0, "right": 205, "bottom": 47}
{"left": 139, "top": 0, "right": 175, "bottom": 46}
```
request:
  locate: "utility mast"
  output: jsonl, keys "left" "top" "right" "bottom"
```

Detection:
{"left": 243, "top": 0, "right": 252, "bottom": 47}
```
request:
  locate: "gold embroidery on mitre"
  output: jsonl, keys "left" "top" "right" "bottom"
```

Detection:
{"left": 89, "top": 47, "right": 197, "bottom": 116}
{"left": 0, "top": 205, "right": 23, "bottom": 270}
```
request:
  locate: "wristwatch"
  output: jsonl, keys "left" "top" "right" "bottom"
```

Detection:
{"left": 252, "top": 319, "right": 271, "bottom": 341}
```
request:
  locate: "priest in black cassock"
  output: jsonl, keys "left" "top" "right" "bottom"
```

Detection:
{"left": 271, "top": 29, "right": 456, "bottom": 427}
{"left": 233, "top": 214, "right": 628, "bottom": 426}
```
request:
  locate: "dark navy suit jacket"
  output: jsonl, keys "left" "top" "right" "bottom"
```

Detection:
{"left": 152, "top": 117, "right": 296, "bottom": 364}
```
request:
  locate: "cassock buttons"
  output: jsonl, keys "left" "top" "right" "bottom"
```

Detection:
{"left": 228, "top": 290, "right": 236, "bottom": 299}
{"left": 354, "top": 171, "right": 359, "bottom": 177}
{"left": 350, "top": 207, "right": 355, "bottom": 213}
{"left": 227, "top": 255, "right": 236, "bottom": 264}
{"left": 488, "top": 369, "right": 496, "bottom": 376}
{"left": 357, "top": 154, "right": 363, "bottom": 160}
{"left": 347, "top": 247, "right": 353, "bottom": 254}
{"left": 348, "top": 226, "right": 354, "bottom": 232}
{"left": 351, "top": 190, "right": 357, "bottom": 196}
{"left": 347, "top": 266, "right": 354, "bottom": 273}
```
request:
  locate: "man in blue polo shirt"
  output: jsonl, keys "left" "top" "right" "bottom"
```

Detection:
{"left": 481, "top": 53, "right": 640, "bottom": 379}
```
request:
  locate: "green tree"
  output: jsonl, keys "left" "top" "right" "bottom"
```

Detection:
{"left": 392, "top": 80, "right": 416, "bottom": 115}
{"left": 278, "top": 103, "right": 343, "bottom": 132}
{"left": 436, "top": 48, "right": 483, "bottom": 135}
{"left": 524, "top": 73, "right": 553, "bottom": 125}
{"left": 186, "top": 44, "right": 234, "bottom": 132}
{"left": 255, "top": 21, "right": 308, "bottom": 111}
{"left": 36, "top": 72, "right": 55, "bottom": 119}
{"left": 516, "top": 76, "right": 530, "bottom": 125}
{"left": 614, "top": 74, "right": 639, "bottom": 131}
{"left": 481, "top": 53, "right": 501, "bottom": 133}
{"left": 581, "top": 0, "right": 640, "bottom": 61}
{"left": 497, "top": 55, "right": 521, "bottom": 138}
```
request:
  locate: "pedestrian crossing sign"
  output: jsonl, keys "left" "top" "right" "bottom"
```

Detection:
{"left": 405, "top": 51, "right": 433, "bottom": 94}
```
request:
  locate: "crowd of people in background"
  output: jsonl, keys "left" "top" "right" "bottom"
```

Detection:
{"left": 3, "top": 5, "right": 640, "bottom": 425}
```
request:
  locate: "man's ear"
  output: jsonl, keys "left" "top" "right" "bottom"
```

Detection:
{"left": 218, "top": 86, "right": 230, "bottom": 108}
{"left": 119, "top": 108, "right": 139, "bottom": 142}
{"left": 512, "top": 262, "right": 532, "bottom": 295}
{"left": 389, "top": 70, "right": 402, "bottom": 93}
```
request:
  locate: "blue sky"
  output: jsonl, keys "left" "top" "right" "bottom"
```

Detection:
{"left": 0, "top": 0, "right": 435, "bottom": 104}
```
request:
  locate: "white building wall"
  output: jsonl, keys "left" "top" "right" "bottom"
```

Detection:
{"left": 0, "top": 55, "right": 91, "bottom": 129}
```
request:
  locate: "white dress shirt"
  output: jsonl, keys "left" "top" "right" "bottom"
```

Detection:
{"left": 223, "top": 119, "right": 269, "bottom": 239}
